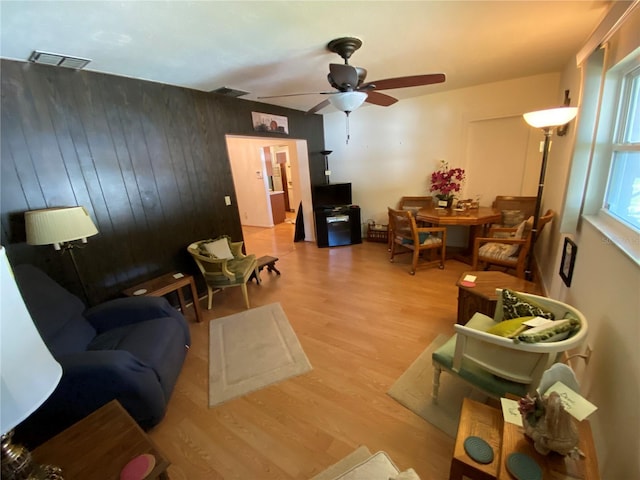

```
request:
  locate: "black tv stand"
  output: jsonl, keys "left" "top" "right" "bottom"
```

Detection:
{"left": 314, "top": 205, "right": 362, "bottom": 248}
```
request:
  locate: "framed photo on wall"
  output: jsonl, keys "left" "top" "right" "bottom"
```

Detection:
{"left": 251, "top": 112, "right": 289, "bottom": 134}
{"left": 560, "top": 237, "right": 577, "bottom": 287}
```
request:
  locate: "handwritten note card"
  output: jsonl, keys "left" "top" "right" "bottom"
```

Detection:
{"left": 544, "top": 381, "right": 598, "bottom": 421}
{"left": 500, "top": 398, "right": 523, "bottom": 426}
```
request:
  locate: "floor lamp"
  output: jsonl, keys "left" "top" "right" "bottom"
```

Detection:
{"left": 1, "top": 246, "right": 64, "bottom": 479}
{"left": 522, "top": 106, "right": 578, "bottom": 280}
{"left": 25, "top": 206, "right": 99, "bottom": 303}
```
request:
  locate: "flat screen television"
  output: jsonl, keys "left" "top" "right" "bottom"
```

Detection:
{"left": 313, "top": 183, "right": 352, "bottom": 207}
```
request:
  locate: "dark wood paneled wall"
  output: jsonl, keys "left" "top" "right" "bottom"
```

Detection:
{"left": 1, "top": 59, "right": 325, "bottom": 304}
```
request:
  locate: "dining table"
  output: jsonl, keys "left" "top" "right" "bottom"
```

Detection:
{"left": 416, "top": 205, "right": 501, "bottom": 264}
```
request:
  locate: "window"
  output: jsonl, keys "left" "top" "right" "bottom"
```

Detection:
{"left": 604, "top": 64, "right": 640, "bottom": 232}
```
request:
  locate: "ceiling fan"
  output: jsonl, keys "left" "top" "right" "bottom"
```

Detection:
{"left": 258, "top": 37, "right": 446, "bottom": 115}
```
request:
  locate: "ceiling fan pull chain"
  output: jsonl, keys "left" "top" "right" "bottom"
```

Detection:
{"left": 345, "top": 111, "right": 351, "bottom": 144}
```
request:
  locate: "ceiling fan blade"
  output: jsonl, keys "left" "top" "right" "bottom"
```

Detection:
{"left": 363, "top": 73, "right": 446, "bottom": 91}
{"left": 258, "top": 91, "right": 335, "bottom": 99}
{"left": 306, "top": 99, "right": 331, "bottom": 115}
{"left": 328, "top": 63, "right": 359, "bottom": 90}
{"left": 364, "top": 91, "right": 398, "bottom": 107}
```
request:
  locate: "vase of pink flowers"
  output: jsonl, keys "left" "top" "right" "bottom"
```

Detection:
{"left": 430, "top": 160, "right": 465, "bottom": 208}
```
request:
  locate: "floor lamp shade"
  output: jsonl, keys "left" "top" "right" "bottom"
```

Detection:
{"left": 0, "top": 246, "right": 62, "bottom": 434}
{"left": 523, "top": 106, "right": 578, "bottom": 129}
{"left": 25, "top": 206, "right": 98, "bottom": 250}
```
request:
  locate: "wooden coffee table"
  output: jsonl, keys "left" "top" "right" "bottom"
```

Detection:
{"left": 456, "top": 271, "right": 542, "bottom": 324}
{"left": 123, "top": 271, "right": 203, "bottom": 323}
{"left": 32, "top": 400, "right": 170, "bottom": 479}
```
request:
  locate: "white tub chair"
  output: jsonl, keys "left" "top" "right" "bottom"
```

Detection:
{"left": 431, "top": 290, "right": 588, "bottom": 403}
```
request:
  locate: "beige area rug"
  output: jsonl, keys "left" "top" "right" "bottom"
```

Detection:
{"left": 387, "top": 334, "right": 488, "bottom": 438}
{"left": 310, "top": 446, "right": 373, "bottom": 480}
{"left": 209, "top": 302, "right": 312, "bottom": 407}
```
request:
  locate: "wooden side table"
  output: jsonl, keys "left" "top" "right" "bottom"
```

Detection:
{"left": 450, "top": 398, "right": 503, "bottom": 480}
{"left": 451, "top": 398, "right": 600, "bottom": 480}
{"left": 499, "top": 415, "right": 600, "bottom": 480}
{"left": 32, "top": 400, "right": 170, "bottom": 479}
{"left": 123, "top": 271, "right": 203, "bottom": 323}
{"left": 456, "top": 271, "right": 542, "bottom": 324}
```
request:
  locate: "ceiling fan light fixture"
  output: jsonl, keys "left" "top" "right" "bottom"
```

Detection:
{"left": 328, "top": 91, "right": 367, "bottom": 113}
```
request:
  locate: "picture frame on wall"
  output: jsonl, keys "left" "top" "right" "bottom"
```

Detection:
{"left": 560, "top": 237, "right": 578, "bottom": 287}
{"left": 252, "top": 112, "right": 289, "bottom": 134}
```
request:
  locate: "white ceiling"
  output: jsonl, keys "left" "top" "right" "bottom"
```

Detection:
{"left": 0, "top": 1, "right": 611, "bottom": 113}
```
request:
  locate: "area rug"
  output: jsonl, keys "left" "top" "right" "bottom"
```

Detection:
{"left": 310, "top": 446, "right": 373, "bottom": 480}
{"left": 209, "top": 302, "right": 312, "bottom": 407}
{"left": 387, "top": 334, "right": 488, "bottom": 438}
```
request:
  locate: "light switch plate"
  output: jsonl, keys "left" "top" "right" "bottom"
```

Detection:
{"left": 224, "top": 196, "right": 231, "bottom": 206}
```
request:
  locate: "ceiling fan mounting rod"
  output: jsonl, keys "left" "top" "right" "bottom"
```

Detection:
{"left": 327, "top": 37, "right": 362, "bottom": 65}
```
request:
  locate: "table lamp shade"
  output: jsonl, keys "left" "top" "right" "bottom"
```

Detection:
{"left": 0, "top": 246, "right": 62, "bottom": 434}
{"left": 25, "top": 206, "right": 98, "bottom": 249}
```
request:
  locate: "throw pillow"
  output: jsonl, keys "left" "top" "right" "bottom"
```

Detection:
{"left": 202, "top": 237, "right": 234, "bottom": 260}
{"left": 501, "top": 289, "right": 555, "bottom": 320}
{"left": 390, "top": 469, "right": 422, "bottom": 480}
{"left": 515, "top": 317, "right": 581, "bottom": 343}
{"left": 486, "top": 316, "right": 534, "bottom": 338}
{"left": 502, "top": 219, "right": 528, "bottom": 256}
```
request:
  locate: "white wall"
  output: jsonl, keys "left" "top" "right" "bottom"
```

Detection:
{"left": 226, "top": 135, "right": 315, "bottom": 241}
{"left": 322, "top": 73, "right": 560, "bottom": 228}
{"left": 226, "top": 137, "right": 273, "bottom": 227}
{"left": 540, "top": 12, "right": 640, "bottom": 478}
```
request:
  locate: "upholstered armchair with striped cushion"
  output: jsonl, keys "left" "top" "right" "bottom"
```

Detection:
{"left": 472, "top": 210, "right": 554, "bottom": 279}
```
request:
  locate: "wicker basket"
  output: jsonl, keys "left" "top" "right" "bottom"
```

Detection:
{"left": 367, "top": 224, "right": 388, "bottom": 243}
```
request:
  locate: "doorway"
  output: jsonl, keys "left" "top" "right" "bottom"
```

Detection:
{"left": 225, "top": 135, "right": 315, "bottom": 243}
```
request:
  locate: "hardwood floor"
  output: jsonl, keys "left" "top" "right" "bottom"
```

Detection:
{"left": 149, "top": 220, "right": 474, "bottom": 479}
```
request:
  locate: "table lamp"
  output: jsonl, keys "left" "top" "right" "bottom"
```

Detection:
{"left": 25, "top": 206, "right": 98, "bottom": 303}
{"left": 522, "top": 106, "right": 578, "bottom": 280}
{"left": 0, "top": 246, "right": 64, "bottom": 479}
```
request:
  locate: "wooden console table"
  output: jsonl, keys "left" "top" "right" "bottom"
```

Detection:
{"left": 456, "top": 270, "right": 542, "bottom": 324}
{"left": 32, "top": 400, "right": 170, "bottom": 479}
{"left": 451, "top": 398, "right": 600, "bottom": 480}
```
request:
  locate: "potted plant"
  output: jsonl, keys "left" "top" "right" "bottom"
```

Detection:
{"left": 429, "top": 160, "right": 465, "bottom": 208}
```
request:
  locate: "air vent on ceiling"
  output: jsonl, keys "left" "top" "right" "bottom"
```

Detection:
{"left": 28, "top": 50, "right": 91, "bottom": 70}
{"left": 210, "top": 87, "right": 249, "bottom": 97}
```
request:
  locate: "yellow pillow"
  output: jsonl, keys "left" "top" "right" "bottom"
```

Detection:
{"left": 486, "top": 316, "right": 534, "bottom": 338}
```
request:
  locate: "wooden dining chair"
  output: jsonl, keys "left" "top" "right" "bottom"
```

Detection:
{"left": 391, "top": 196, "right": 435, "bottom": 249}
{"left": 492, "top": 195, "right": 537, "bottom": 227}
{"left": 398, "top": 196, "right": 433, "bottom": 210}
{"left": 388, "top": 207, "right": 446, "bottom": 275}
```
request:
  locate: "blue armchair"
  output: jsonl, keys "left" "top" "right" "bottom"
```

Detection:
{"left": 13, "top": 265, "right": 191, "bottom": 447}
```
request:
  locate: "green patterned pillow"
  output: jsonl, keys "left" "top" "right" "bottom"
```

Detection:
{"left": 515, "top": 317, "right": 581, "bottom": 343}
{"left": 501, "top": 289, "right": 555, "bottom": 320}
{"left": 486, "top": 316, "right": 534, "bottom": 338}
